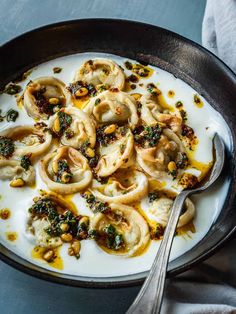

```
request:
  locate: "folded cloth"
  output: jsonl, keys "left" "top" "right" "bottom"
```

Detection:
{"left": 161, "top": 235, "right": 236, "bottom": 313}
{"left": 202, "top": 0, "right": 236, "bottom": 73}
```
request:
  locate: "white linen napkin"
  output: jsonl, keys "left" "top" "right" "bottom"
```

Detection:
{"left": 202, "top": 0, "right": 236, "bottom": 73}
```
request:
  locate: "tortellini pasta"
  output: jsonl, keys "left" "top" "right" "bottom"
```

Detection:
{"left": 0, "top": 125, "right": 52, "bottom": 158}
{"left": 90, "top": 203, "right": 150, "bottom": 257}
{"left": 74, "top": 59, "right": 125, "bottom": 90}
{"left": 24, "top": 77, "right": 71, "bottom": 120}
{"left": 84, "top": 90, "right": 138, "bottom": 128}
{"left": 148, "top": 196, "right": 195, "bottom": 228}
{"left": 40, "top": 146, "right": 92, "bottom": 194}
{"left": 95, "top": 126, "right": 134, "bottom": 177}
{"left": 49, "top": 107, "right": 96, "bottom": 148}
{"left": 136, "top": 128, "right": 187, "bottom": 179}
{"left": 0, "top": 159, "right": 35, "bottom": 186}
{"left": 91, "top": 169, "right": 148, "bottom": 204}
{"left": 140, "top": 93, "right": 182, "bottom": 134}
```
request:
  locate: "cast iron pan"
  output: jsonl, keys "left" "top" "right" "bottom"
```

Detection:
{"left": 0, "top": 19, "right": 235, "bottom": 288}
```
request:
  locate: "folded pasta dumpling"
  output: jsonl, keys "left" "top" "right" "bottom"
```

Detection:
{"left": 140, "top": 93, "right": 182, "bottom": 134}
{"left": 49, "top": 107, "right": 96, "bottom": 148}
{"left": 74, "top": 59, "right": 125, "bottom": 90}
{"left": 90, "top": 203, "right": 150, "bottom": 257}
{"left": 40, "top": 146, "right": 92, "bottom": 194}
{"left": 0, "top": 160, "right": 35, "bottom": 186}
{"left": 91, "top": 169, "right": 148, "bottom": 204}
{"left": 135, "top": 127, "right": 188, "bottom": 179}
{"left": 23, "top": 77, "right": 71, "bottom": 120}
{"left": 95, "top": 126, "right": 134, "bottom": 177}
{"left": 84, "top": 90, "right": 138, "bottom": 128}
{"left": 148, "top": 195, "right": 195, "bottom": 228}
{"left": 0, "top": 126, "right": 52, "bottom": 158}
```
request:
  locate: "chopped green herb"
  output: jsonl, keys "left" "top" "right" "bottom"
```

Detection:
{"left": 20, "top": 155, "right": 31, "bottom": 170}
{"left": 175, "top": 152, "right": 188, "bottom": 169}
{"left": 0, "top": 136, "right": 14, "bottom": 158}
{"left": 6, "top": 109, "right": 19, "bottom": 122}
{"left": 148, "top": 192, "right": 159, "bottom": 203}
{"left": 133, "top": 124, "right": 162, "bottom": 148}
{"left": 103, "top": 224, "right": 124, "bottom": 250}
{"left": 4, "top": 83, "right": 22, "bottom": 95}
{"left": 95, "top": 98, "right": 101, "bottom": 106}
{"left": 82, "top": 193, "right": 110, "bottom": 213}
{"left": 57, "top": 111, "right": 72, "bottom": 134}
{"left": 56, "top": 159, "right": 73, "bottom": 183}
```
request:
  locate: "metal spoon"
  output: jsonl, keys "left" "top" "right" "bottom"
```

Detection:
{"left": 127, "top": 133, "right": 225, "bottom": 314}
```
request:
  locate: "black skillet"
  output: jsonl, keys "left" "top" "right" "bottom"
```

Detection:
{"left": 0, "top": 19, "right": 235, "bottom": 288}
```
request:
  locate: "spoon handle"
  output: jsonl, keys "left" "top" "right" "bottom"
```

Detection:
{"left": 126, "top": 191, "right": 189, "bottom": 314}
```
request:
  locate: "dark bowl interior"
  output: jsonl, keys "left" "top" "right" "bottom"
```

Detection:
{"left": 0, "top": 19, "right": 236, "bottom": 288}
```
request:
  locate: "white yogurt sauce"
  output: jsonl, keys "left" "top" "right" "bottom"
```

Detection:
{"left": 0, "top": 52, "right": 232, "bottom": 277}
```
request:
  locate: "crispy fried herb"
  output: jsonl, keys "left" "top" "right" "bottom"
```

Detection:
{"left": 103, "top": 224, "right": 125, "bottom": 250}
{"left": 6, "top": 109, "right": 19, "bottom": 122}
{"left": 0, "top": 136, "right": 14, "bottom": 158}
{"left": 79, "top": 141, "right": 99, "bottom": 168}
{"left": 29, "top": 197, "right": 90, "bottom": 239}
{"left": 133, "top": 124, "right": 162, "bottom": 148}
{"left": 67, "top": 81, "right": 97, "bottom": 97}
{"left": 150, "top": 224, "right": 164, "bottom": 240}
{"left": 82, "top": 193, "right": 110, "bottom": 214}
{"left": 4, "top": 83, "right": 22, "bottom": 95}
{"left": 194, "top": 94, "right": 201, "bottom": 104}
{"left": 96, "top": 126, "right": 117, "bottom": 146}
{"left": 127, "top": 74, "right": 139, "bottom": 83}
{"left": 124, "top": 61, "right": 133, "bottom": 70}
{"left": 147, "top": 83, "right": 160, "bottom": 96}
{"left": 58, "top": 111, "right": 72, "bottom": 134}
{"left": 176, "top": 152, "right": 188, "bottom": 169}
{"left": 20, "top": 155, "right": 31, "bottom": 170}
{"left": 0, "top": 110, "right": 4, "bottom": 122}
{"left": 175, "top": 101, "right": 183, "bottom": 108}
{"left": 33, "top": 87, "right": 54, "bottom": 116}
{"left": 148, "top": 192, "right": 159, "bottom": 203}
{"left": 180, "top": 109, "right": 187, "bottom": 121}
{"left": 95, "top": 98, "right": 101, "bottom": 106}
{"left": 53, "top": 67, "right": 62, "bottom": 74}
{"left": 29, "top": 197, "right": 58, "bottom": 219}
{"left": 182, "top": 124, "right": 194, "bottom": 137}
{"left": 56, "top": 159, "right": 73, "bottom": 183}
{"left": 65, "top": 129, "right": 74, "bottom": 139}
{"left": 169, "top": 169, "right": 177, "bottom": 180}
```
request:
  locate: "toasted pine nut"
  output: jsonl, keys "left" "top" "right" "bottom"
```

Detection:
{"left": 61, "top": 233, "right": 73, "bottom": 242}
{"left": 10, "top": 178, "right": 25, "bottom": 187}
{"left": 104, "top": 124, "right": 116, "bottom": 134}
{"left": 167, "top": 161, "right": 177, "bottom": 172}
{"left": 49, "top": 97, "right": 59, "bottom": 105}
{"left": 86, "top": 147, "right": 95, "bottom": 158}
{"left": 75, "top": 87, "right": 88, "bottom": 97}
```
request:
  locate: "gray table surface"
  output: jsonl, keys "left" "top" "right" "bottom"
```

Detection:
{"left": 0, "top": 1, "right": 208, "bottom": 313}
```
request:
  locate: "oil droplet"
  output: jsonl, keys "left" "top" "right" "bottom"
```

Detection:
{"left": 168, "top": 90, "right": 175, "bottom": 98}
{"left": 72, "top": 96, "right": 90, "bottom": 109}
{"left": 0, "top": 208, "right": 11, "bottom": 220}
{"left": 194, "top": 94, "right": 204, "bottom": 108}
{"left": 177, "top": 221, "right": 196, "bottom": 237}
{"left": 6, "top": 232, "right": 17, "bottom": 241}
{"left": 32, "top": 246, "right": 64, "bottom": 270}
